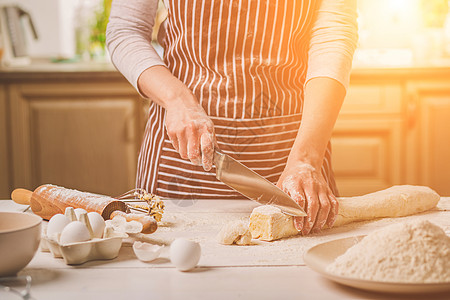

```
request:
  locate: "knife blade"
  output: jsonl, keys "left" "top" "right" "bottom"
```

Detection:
{"left": 213, "top": 149, "right": 307, "bottom": 217}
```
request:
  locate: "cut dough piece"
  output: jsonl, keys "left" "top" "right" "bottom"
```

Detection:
{"left": 217, "top": 221, "right": 252, "bottom": 245}
{"left": 249, "top": 206, "right": 298, "bottom": 241}
{"left": 249, "top": 185, "right": 440, "bottom": 241}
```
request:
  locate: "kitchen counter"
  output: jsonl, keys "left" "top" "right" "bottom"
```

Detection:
{"left": 0, "top": 59, "right": 122, "bottom": 82}
{"left": 2, "top": 58, "right": 450, "bottom": 82}
{"left": 1, "top": 198, "right": 450, "bottom": 300}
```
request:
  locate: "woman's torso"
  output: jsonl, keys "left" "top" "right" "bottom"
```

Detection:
{"left": 162, "top": 0, "right": 319, "bottom": 118}
{"left": 136, "top": 0, "right": 338, "bottom": 199}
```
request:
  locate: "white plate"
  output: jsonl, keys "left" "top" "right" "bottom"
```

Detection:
{"left": 304, "top": 236, "right": 450, "bottom": 294}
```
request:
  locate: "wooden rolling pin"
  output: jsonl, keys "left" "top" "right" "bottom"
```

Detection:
{"left": 11, "top": 185, "right": 157, "bottom": 234}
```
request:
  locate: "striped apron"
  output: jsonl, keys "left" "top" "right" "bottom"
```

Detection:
{"left": 136, "top": 0, "right": 339, "bottom": 199}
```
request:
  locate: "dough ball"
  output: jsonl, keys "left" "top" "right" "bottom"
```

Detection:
{"left": 217, "top": 221, "right": 252, "bottom": 245}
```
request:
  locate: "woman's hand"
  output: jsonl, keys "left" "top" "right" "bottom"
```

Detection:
{"left": 277, "top": 161, "right": 338, "bottom": 235}
{"left": 277, "top": 77, "right": 346, "bottom": 235}
{"left": 137, "top": 65, "right": 216, "bottom": 171}
{"left": 165, "top": 97, "right": 216, "bottom": 171}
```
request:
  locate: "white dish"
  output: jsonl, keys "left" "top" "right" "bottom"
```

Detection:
{"left": 304, "top": 236, "right": 450, "bottom": 294}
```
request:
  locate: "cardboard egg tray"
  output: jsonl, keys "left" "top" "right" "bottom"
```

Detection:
{"left": 41, "top": 233, "right": 127, "bottom": 265}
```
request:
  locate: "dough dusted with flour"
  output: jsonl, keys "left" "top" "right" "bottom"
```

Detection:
{"left": 249, "top": 185, "right": 440, "bottom": 241}
{"left": 327, "top": 220, "right": 450, "bottom": 283}
{"left": 217, "top": 221, "right": 252, "bottom": 245}
{"left": 333, "top": 185, "right": 440, "bottom": 226}
{"left": 249, "top": 206, "right": 298, "bottom": 241}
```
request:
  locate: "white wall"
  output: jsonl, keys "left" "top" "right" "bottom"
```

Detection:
{"left": 0, "top": 0, "right": 80, "bottom": 58}
{"left": 357, "top": 0, "right": 422, "bottom": 49}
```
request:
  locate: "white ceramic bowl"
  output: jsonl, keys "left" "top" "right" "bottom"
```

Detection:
{"left": 0, "top": 212, "right": 42, "bottom": 276}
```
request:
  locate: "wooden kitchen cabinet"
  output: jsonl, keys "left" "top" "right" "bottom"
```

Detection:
{"left": 339, "top": 82, "right": 403, "bottom": 115}
{"left": 0, "top": 62, "right": 147, "bottom": 198}
{"left": 406, "top": 81, "right": 450, "bottom": 196}
{"left": 332, "top": 119, "right": 404, "bottom": 196}
{"left": 331, "top": 80, "right": 405, "bottom": 196}
{"left": 0, "top": 84, "right": 10, "bottom": 198}
{"left": 1, "top": 62, "right": 450, "bottom": 198}
{"left": 331, "top": 69, "right": 450, "bottom": 196}
{"left": 9, "top": 82, "right": 145, "bottom": 197}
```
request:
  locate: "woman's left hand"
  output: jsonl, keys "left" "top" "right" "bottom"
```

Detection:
{"left": 276, "top": 161, "right": 338, "bottom": 235}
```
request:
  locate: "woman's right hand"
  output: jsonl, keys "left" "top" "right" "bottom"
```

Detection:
{"left": 165, "top": 95, "right": 216, "bottom": 171}
{"left": 137, "top": 66, "right": 217, "bottom": 171}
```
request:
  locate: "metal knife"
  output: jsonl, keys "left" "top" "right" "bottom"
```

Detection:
{"left": 213, "top": 149, "right": 307, "bottom": 217}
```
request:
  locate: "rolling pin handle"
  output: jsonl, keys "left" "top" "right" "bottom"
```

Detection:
{"left": 11, "top": 188, "right": 33, "bottom": 205}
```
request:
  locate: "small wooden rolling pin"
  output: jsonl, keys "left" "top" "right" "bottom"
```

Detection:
{"left": 11, "top": 184, "right": 157, "bottom": 234}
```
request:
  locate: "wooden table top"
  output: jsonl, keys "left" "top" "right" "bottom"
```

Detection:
{"left": 1, "top": 198, "right": 450, "bottom": 300}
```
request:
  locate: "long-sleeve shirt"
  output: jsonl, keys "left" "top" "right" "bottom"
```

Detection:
{"left": 105, "top": 0, "right": 358, "bottom": 198}
{"left": 106, "top": 0, "right": 358, "bottom": 93}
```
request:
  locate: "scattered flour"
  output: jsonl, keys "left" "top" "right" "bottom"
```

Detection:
{"left": 116, "top": 198, "right": 450, "bottom": 267}
{"left": 327, "top": 220, "right": 450, "bottom": 283}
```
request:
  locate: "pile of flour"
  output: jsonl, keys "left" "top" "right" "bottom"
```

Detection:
{"left": 326, "top": 220, "right": 450, "bottom": 283}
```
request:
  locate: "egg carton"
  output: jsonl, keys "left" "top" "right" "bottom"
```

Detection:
{"left": 41, "top": 235, "right": 126, "bottom": 265}
{"left": 40, "top": 207, "right": 131, "bottom": 265}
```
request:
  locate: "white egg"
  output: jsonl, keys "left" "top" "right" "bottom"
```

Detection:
{"left": 74, "top": 208, "right": 87, "bottom": 220}
{"left": 87, "top": 212, "right": 106, "bottom": 238}
{"left": 59, "top": 221, "right": 91, "bottom": 245}
{"left": 170, "top": 238, "right": 201, "bottom": 271}
{"left": 47, "top": 214, "right": 70, "bottom": 239}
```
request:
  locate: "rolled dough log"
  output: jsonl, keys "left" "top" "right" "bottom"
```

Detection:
{"left": 217, "top": 221, "right": 252, "bottom": 245}
{"left": 249, "top": 185, "right": 440, "bottom": 241}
